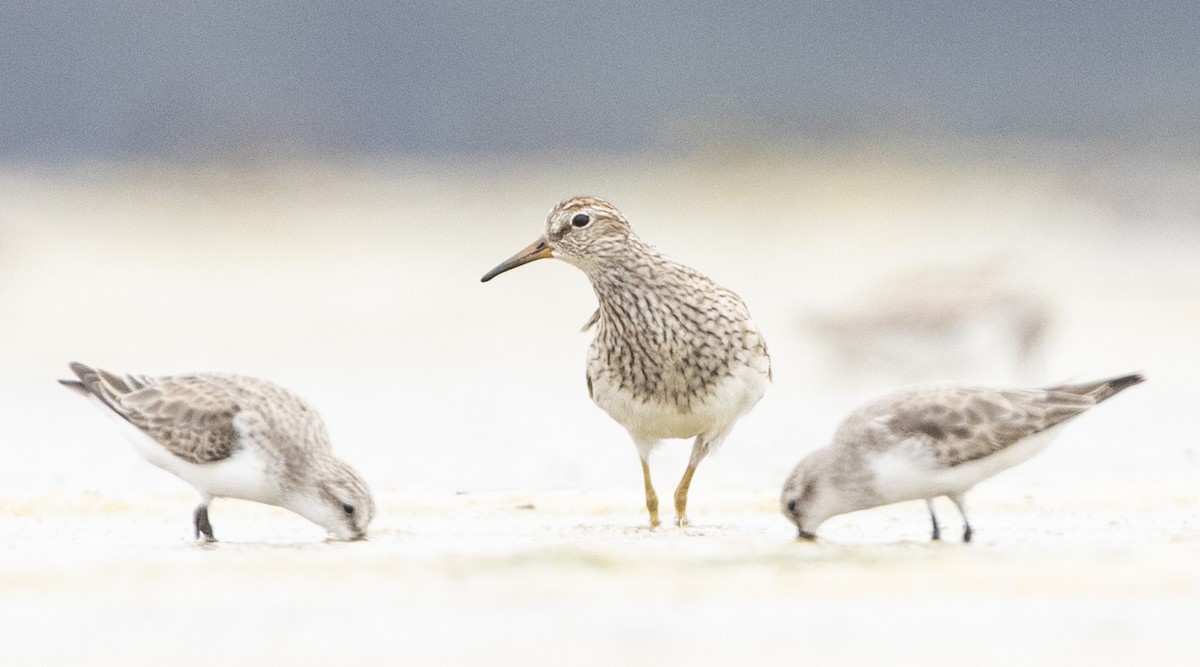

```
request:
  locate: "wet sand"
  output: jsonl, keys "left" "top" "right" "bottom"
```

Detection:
{"left": 2, "top": 485, "right": 1198, "bottom": 665}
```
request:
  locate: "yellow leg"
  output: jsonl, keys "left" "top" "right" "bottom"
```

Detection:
{"left": 673, "top": 462, "right": 698, "bottom": 527}
{"left": 641, "top": 459, "right": 660, "bottom": 527}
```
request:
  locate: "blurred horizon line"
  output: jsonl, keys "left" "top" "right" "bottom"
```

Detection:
{"left": 2, "top": 133, "right": 1198, "bottom": 173}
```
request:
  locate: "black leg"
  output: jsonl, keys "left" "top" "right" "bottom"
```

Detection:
{"left": 950, "top": 494, "right": 972, "bottom": 543}
{"left": 193, "top": 504, "right": 216, "bottom": 542}
{"left": 926, "top": 499, "right": 941, "bottom": 541}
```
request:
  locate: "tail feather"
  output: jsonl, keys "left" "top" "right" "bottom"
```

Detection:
{"left": 59, "top": 362, "right": 137, "bottom": 423}
{"left": 64, "top": 362, "right": 105, "bottom": 396}
{"left": 1046, "top": 372, "right": 1146, "bottom": 403}
{"left": 96, "top": 368, "right": 135, "bottom": 394}
{"left": 58, "top": 379, "right": 89, "bottom": 396}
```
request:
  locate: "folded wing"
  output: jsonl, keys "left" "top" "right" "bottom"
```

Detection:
{"left": 62, "top": 362, "right": 241, "bottom": 464}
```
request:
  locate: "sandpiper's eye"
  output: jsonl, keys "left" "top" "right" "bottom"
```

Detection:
{"left": 571, "top": 213, "right": 591, "bottom": 228}
{"left": 786, "top": 499, "right": 798, "bottom": 514}
{"left": 342, "top": 503, "right": 355, "bottom": 516}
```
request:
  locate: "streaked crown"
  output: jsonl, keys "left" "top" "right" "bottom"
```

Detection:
{"left": 543, "top": 196, "right": 634, "bottom": 264}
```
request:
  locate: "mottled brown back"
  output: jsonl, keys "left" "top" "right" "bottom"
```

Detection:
{"left": 871, "top": 373, "right": 1144, "bottom": 466}
{"left": 64, "top": 362, "right": 242, "bottom": 464}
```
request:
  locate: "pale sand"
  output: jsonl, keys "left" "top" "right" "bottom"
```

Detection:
{"left": 1, "top": 486, "right": 1198, "bottom": 665}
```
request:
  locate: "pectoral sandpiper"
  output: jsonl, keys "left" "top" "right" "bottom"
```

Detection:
{"left": 482, "top": 197, "right": 771, "bottom": 527}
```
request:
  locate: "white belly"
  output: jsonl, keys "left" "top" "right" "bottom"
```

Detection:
{"left": 590, "top": 362, "right": 769, "bottom": 442}
{"left": 869, "top": 426, "right": 1064, "bottom": 503}
{"left": 90, "top": 397, "right": 279, "bottom": 504}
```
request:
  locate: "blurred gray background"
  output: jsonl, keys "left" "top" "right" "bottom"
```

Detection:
{"left": 3, "top": 1, "right": 1199, "bottom": 161}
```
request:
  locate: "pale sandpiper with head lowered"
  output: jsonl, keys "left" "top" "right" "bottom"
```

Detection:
{"left": 781, "top": 373, "right": 1144, "bottom": 541}
{"left": 60, "top": 362, "right": 374, "bottom": 542}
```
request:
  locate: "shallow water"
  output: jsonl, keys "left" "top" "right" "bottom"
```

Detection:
{"left": 1, "top": 148, "right": 1198, "bottom": 664}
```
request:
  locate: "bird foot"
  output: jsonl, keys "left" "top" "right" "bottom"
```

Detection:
{"left": 193, "top": 505, "right": 216, "bottom": 542}
{"left": 675, "top": 515, "right": 690, "bottom": 527}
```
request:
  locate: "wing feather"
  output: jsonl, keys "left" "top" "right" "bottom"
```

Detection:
{"left": 880, "top": 385, "right": 1095, "bottom": 467}
{"left": 66, "top": 363, "right": 241, "bottom": 464}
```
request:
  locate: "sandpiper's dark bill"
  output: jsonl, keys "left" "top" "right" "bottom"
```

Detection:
{"left": 481, "top": 238, "right": 552, "bottom": 282}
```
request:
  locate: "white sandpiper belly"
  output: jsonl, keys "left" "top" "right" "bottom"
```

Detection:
{"left": 591, "top": 364, "right": 769, "bottom": 442}
{"left": 93, "top": 397, "right": 280, "bottom": 504}
{"left": 869, "top": 427, "right": 1066, "bottom": 502}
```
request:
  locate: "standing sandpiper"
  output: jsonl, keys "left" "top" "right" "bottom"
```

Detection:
{"left": 482, "top": 196, "right": 771, "bottom": 527}
{"left": 60, "top": 362, "right": 374, "bottom": 542}
{"left": 781, "top": 373, "right": 1144, "bottom": 542}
